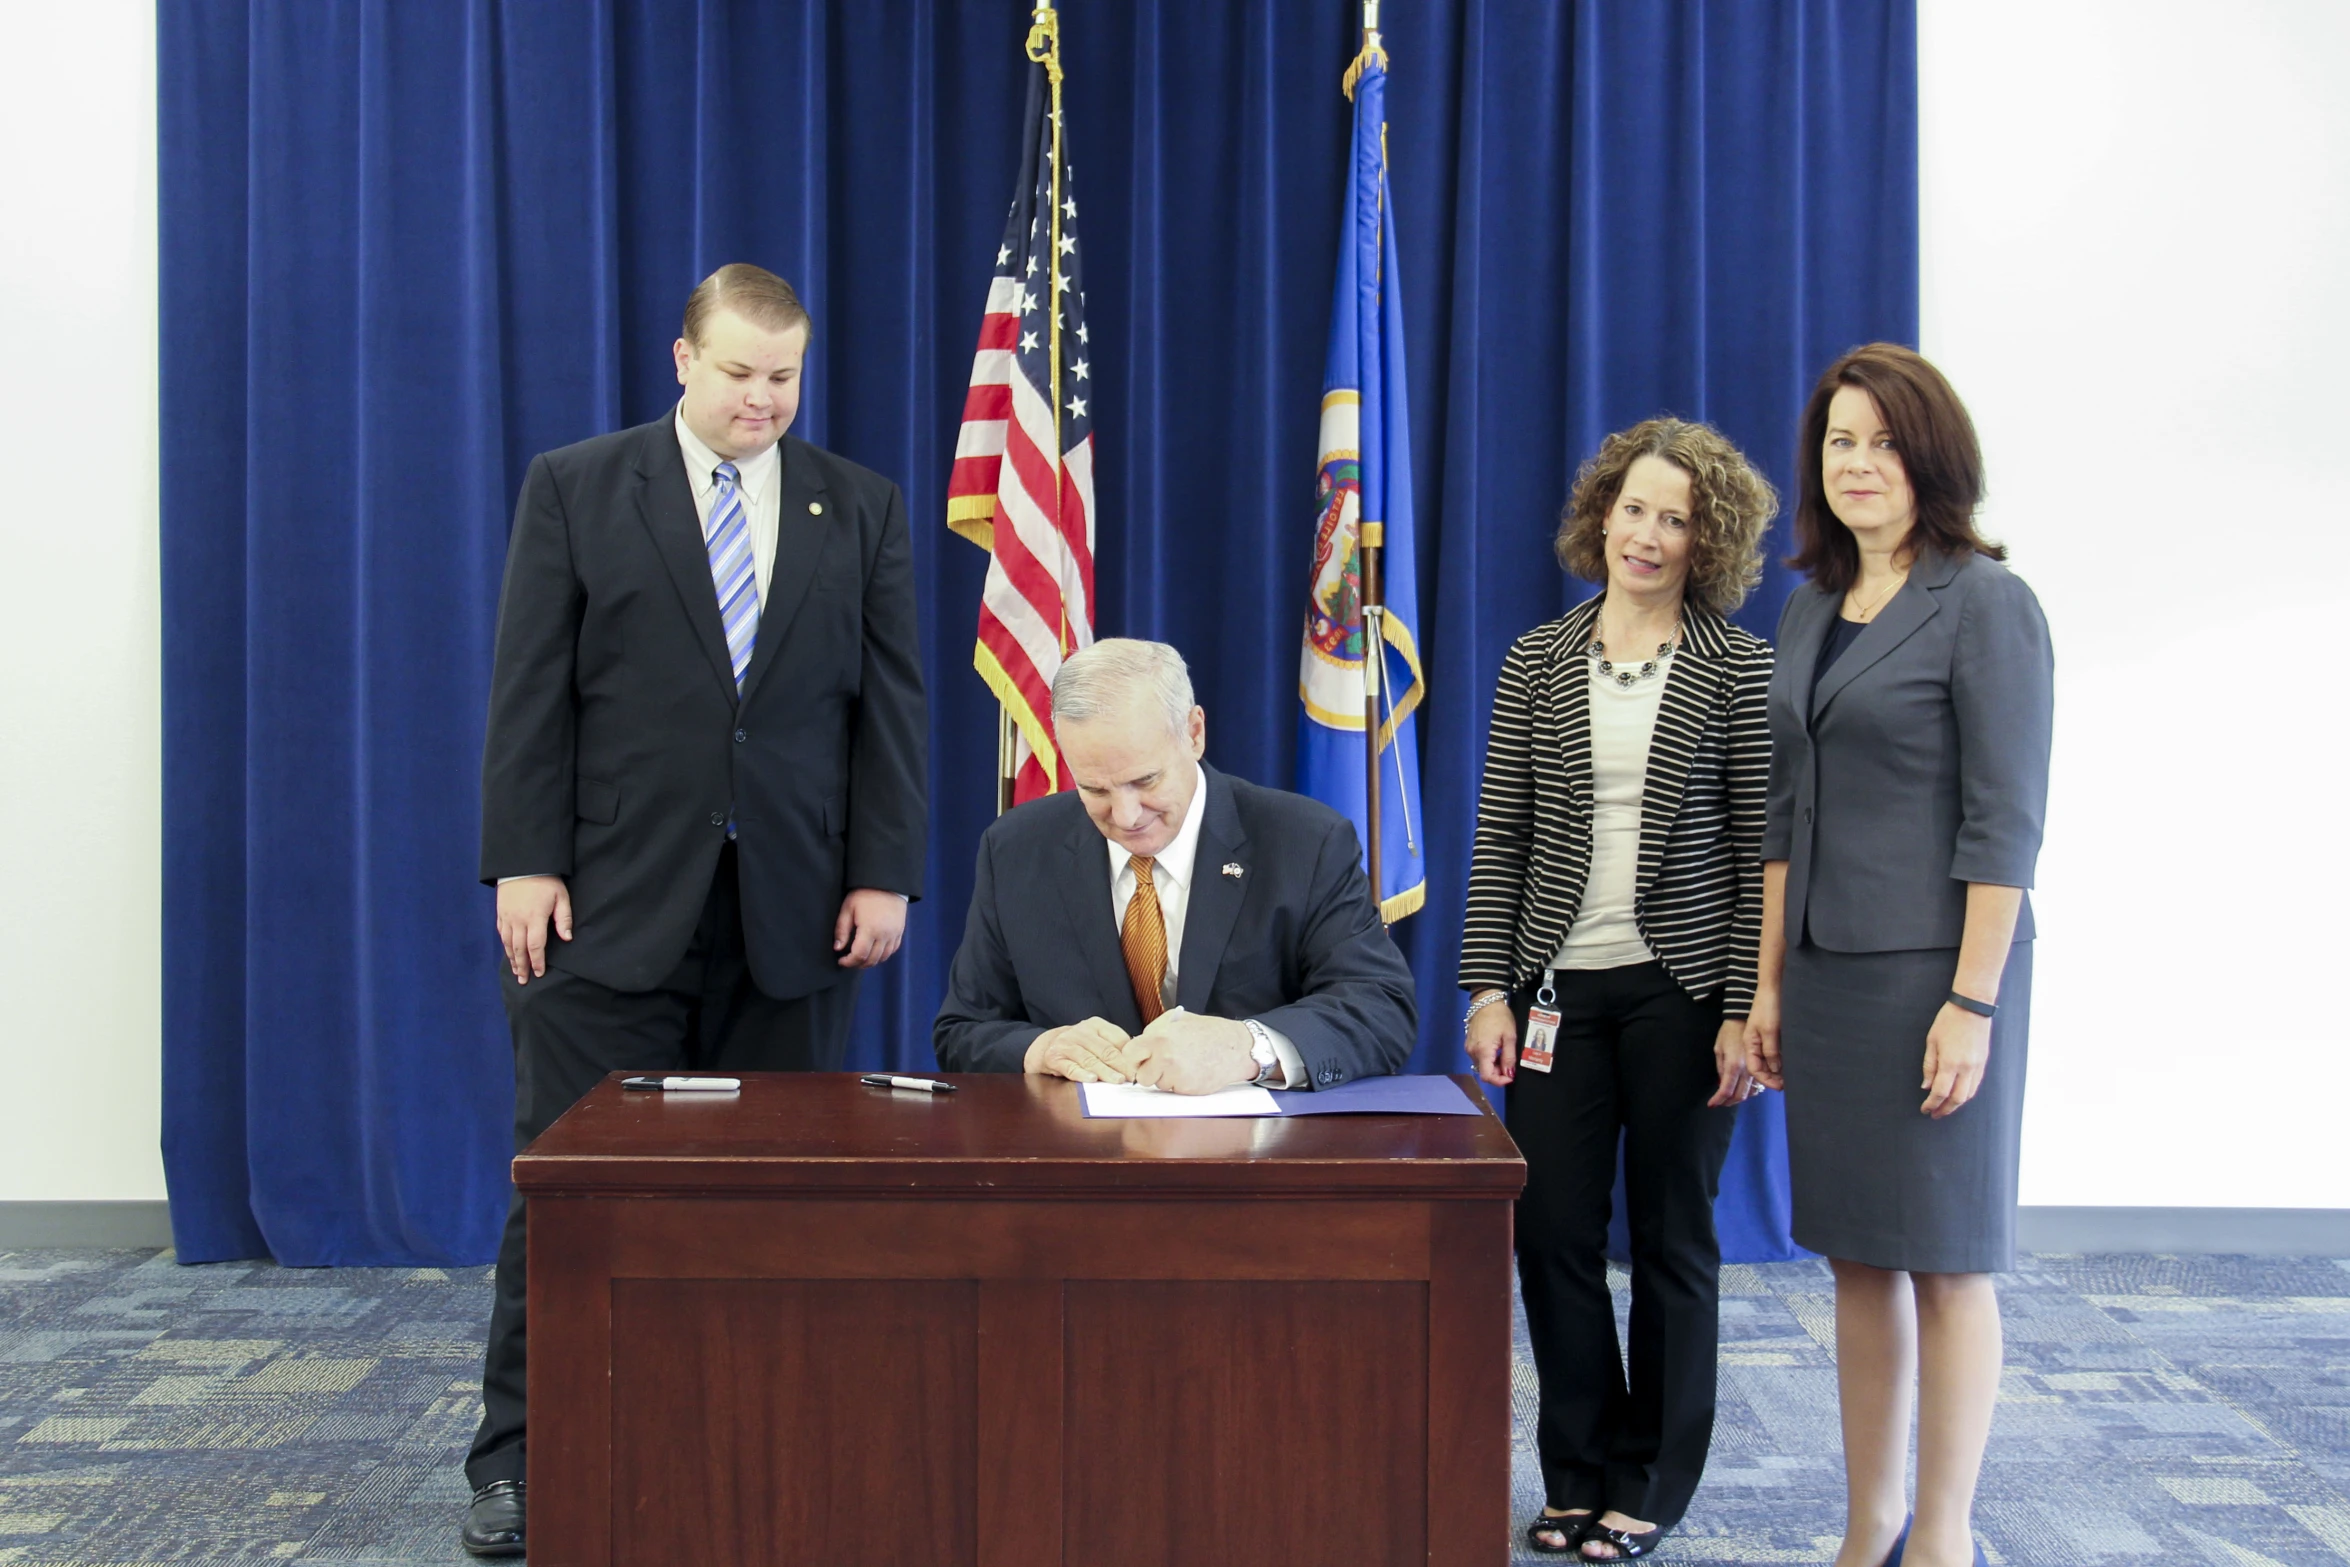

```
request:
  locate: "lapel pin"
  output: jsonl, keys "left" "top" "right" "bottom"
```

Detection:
{"left": 809, "top": 501, "right": 824, "bottom": 515}
{"left": 1222, "top": 862, "right": 1244, "bottom": 878}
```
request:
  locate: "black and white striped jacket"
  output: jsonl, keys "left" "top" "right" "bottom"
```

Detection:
{"left": 1460, "top": 596, "right": 1773, "bottom": 1014}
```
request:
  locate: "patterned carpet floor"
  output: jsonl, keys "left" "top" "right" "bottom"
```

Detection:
{"left": 0, "top": 1248, "right": 2344, "bottom": 1563}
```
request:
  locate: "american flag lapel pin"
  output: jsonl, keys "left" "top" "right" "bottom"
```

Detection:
{"left": 1222, "top": 862, "right": 1244, "bottom": 879}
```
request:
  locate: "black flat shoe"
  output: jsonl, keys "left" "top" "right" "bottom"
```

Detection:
{"left": 1580, "top": 1522, "right": 1667, "bottom": 1560}
{"left": 1526, "top": 1509, "right": 1592, "bottom": 1554}
{"left": 462, "top": 1479, "right": 526, "bottom": 1558}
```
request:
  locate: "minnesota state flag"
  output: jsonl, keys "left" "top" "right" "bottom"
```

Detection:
{"left": 1296, "top": 37, "right": 1424, "bottom": 923}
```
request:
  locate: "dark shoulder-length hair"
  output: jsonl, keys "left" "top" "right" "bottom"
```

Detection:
{"left": 1790, "top": 343, "right": 2003, "bottom": 593}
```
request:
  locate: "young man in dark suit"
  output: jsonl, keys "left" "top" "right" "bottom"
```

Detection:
{"left": 464, "top": 264, "right": 926, "bottom": 1555}
{"left": 934, "top": 639, "right": 1413, "bottom": 1093}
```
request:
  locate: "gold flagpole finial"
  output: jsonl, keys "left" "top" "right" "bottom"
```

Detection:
{"left": 1026, "top": 3, "right": 1063, "bottom": 85}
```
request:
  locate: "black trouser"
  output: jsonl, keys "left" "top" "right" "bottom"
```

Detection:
{"left": 466, "top": 845, "right": 860, "bottom": 1489}
{"left": 1506, "top": 961, "right": 1737, "bottom": 1530}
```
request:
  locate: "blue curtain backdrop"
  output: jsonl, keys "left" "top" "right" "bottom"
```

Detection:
{"left": 159, "top": 0, "right": 1916, "bottom": 1266}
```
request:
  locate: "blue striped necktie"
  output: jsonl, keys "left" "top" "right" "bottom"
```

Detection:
{"left": 706, "top": 461, "right": 759, "bottom": 691}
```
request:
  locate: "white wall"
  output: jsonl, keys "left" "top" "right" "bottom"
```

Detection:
{"left": 0, "top": 0, "right": 165, "bottom": 1201}
{"left": 1921, "top": 1, "right": 2350, "bottom": 1206}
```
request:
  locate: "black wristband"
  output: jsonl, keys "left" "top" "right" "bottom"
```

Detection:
{"left": 1947, "top": 990, "right": 1997, "bottom": 1018}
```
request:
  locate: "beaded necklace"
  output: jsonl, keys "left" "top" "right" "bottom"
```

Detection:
{"left": 1585, "top": 622, "right": 1682, "bottom": 687}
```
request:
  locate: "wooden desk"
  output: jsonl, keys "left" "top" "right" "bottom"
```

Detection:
{"left": 519, "top": 1072, "right": 1524, "bottom": 1566}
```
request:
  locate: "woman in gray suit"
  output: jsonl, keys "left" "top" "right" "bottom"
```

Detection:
{"left": 1745, "top": 343, "right": 2052, "bottom": 1567}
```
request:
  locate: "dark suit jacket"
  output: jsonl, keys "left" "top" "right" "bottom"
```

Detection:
{"left": 480, "top": 416, "right": 926, "bottom": 998}
{"left": 932, "top": 766, "right": 1417, "bottom": 1086}
{"left": 1763, "top": 548, "right": 2052, "bottom": 952}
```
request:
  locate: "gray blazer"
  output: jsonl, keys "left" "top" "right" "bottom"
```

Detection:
{"left": 1763, "top": 549, "right": 2054, "bottom": 952}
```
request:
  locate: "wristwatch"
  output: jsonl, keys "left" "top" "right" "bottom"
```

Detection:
{"left": 1243, "top": 1019, "right": 1282, "bottom": 1087}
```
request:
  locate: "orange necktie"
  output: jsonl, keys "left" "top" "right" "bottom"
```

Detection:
{"left": 1121, "top": 855, "right": 1168, "bottom": 1024}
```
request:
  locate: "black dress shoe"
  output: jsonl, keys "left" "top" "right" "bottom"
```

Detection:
{"left": 462, "top": 1479, "right": 526, "bottom": 1558}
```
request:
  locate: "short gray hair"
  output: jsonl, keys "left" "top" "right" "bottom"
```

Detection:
{"left": 1052, "top": 639, "right": 1196, "bottom": 736}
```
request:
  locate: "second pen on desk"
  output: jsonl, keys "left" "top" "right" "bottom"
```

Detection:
{"left": 860, "top": 1074, "right": 958, "bottom": 1094}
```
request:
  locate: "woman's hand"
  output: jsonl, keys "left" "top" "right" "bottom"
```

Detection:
{"left": 1743, "top": 985, "right": 1783, "bottom": 1090}
{"left": 1921, "top": 1003, "right": 1992, "bottom": 1117}
{"left": 1707, "top": 1019, "right": 1761, "bottom": 1107}
{"left": 1465, "top": 994, "right": 1518, "bottom": 1087}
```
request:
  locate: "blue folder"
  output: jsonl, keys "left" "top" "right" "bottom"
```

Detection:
{"left": 1268, "top": 1074, "right": 1482, "bottom": 1116}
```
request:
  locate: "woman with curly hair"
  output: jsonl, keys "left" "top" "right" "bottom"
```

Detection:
{"left": 1462, "top": 418, "right": 1778, "bottom": 1560}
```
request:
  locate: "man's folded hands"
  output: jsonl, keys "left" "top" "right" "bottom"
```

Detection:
{"left": 1023, "top": 1010, "right": 1256, "bottom": 1095}
{"left": 1023, "top": 1016, "right": 1138, "bottom": 1083}
{"left": 1124, "top": 1011, "right": 1255, "bottom": 1094}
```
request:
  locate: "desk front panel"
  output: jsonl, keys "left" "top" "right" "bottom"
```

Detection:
{"left": 597, "top": 1195, "right": 1433, "bottom": 1279}
{"left": 611, "top": 1278, "right": 978, "bottom": 1564}
{"left": 530, "top": 1192, "right": 1511, "bottom": 1567}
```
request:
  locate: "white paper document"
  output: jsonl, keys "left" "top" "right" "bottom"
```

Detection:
{"left": 1079, "top": 1082, "right": 1281, "bottom": 1118}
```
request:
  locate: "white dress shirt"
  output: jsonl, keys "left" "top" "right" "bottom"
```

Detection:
{"left": 1107, "top": 764, "right": 1306, "bottom": 1088}
{"left": 673, "top": 405, "right": 781, "bottom": 608}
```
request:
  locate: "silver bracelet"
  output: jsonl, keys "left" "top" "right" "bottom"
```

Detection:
{"left": 1461, "top": 990, "right": 1510, "bottom": 1036}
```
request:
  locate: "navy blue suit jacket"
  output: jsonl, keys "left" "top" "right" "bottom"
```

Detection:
{"left": 932, "top": 766, "right": 1417, "bottom": 1086}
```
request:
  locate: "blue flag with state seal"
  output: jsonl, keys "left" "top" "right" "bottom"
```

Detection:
{"left": 1296, "top": 37, "right": 1424, "bottom": 923}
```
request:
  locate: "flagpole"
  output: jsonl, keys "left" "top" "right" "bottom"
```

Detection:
{"left": 1356, "top": 0, "right": 1388, "bottom": 917}
{"left": 1030, "top": 1, "right": 1070, "bottom": 770}
{"left": 994, "top": 0, "right": 1066, "bottom": 817}
{"left": 1363, "top": 543, "right": 1386, "bottom": 910}
{"left": 998, "top": 708, "right": 1016, "bottom": 815}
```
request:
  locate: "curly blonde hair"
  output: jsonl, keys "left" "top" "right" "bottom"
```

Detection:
{"left": 1554, "top": 418, "right": 1778, "bottom": 615}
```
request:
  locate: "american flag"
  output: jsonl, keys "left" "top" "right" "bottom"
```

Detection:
{"left": 947, "top": 61, "right": 1095, "bottom": 804}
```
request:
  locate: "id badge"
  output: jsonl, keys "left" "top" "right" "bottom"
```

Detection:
{"left": 1519, "top": 1006, "right": 1560, "bottom": 1073}
{"left": 1518, "top": 968, "right": 1561, "bottom": 1074}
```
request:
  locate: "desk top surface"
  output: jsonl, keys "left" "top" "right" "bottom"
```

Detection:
{"left": 516, "top": 1073, "right": 1524, "bottom": 1196}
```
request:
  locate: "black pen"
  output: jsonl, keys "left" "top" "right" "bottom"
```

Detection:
{"left": 860, "top": 1073, "right": 957, "bottom": 1094}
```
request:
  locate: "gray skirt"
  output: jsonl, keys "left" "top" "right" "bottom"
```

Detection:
{"left": 1781, "top": 941, "right": 2032, "bottom": 1274}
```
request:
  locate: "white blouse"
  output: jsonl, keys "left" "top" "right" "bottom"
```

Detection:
{"left": 1550, "top": 654, "right": 1668, "bottom": 970}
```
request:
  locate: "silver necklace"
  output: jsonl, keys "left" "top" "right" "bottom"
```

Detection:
{"left": 1587, "top": 623, "right": 1680, "bottom": 687}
